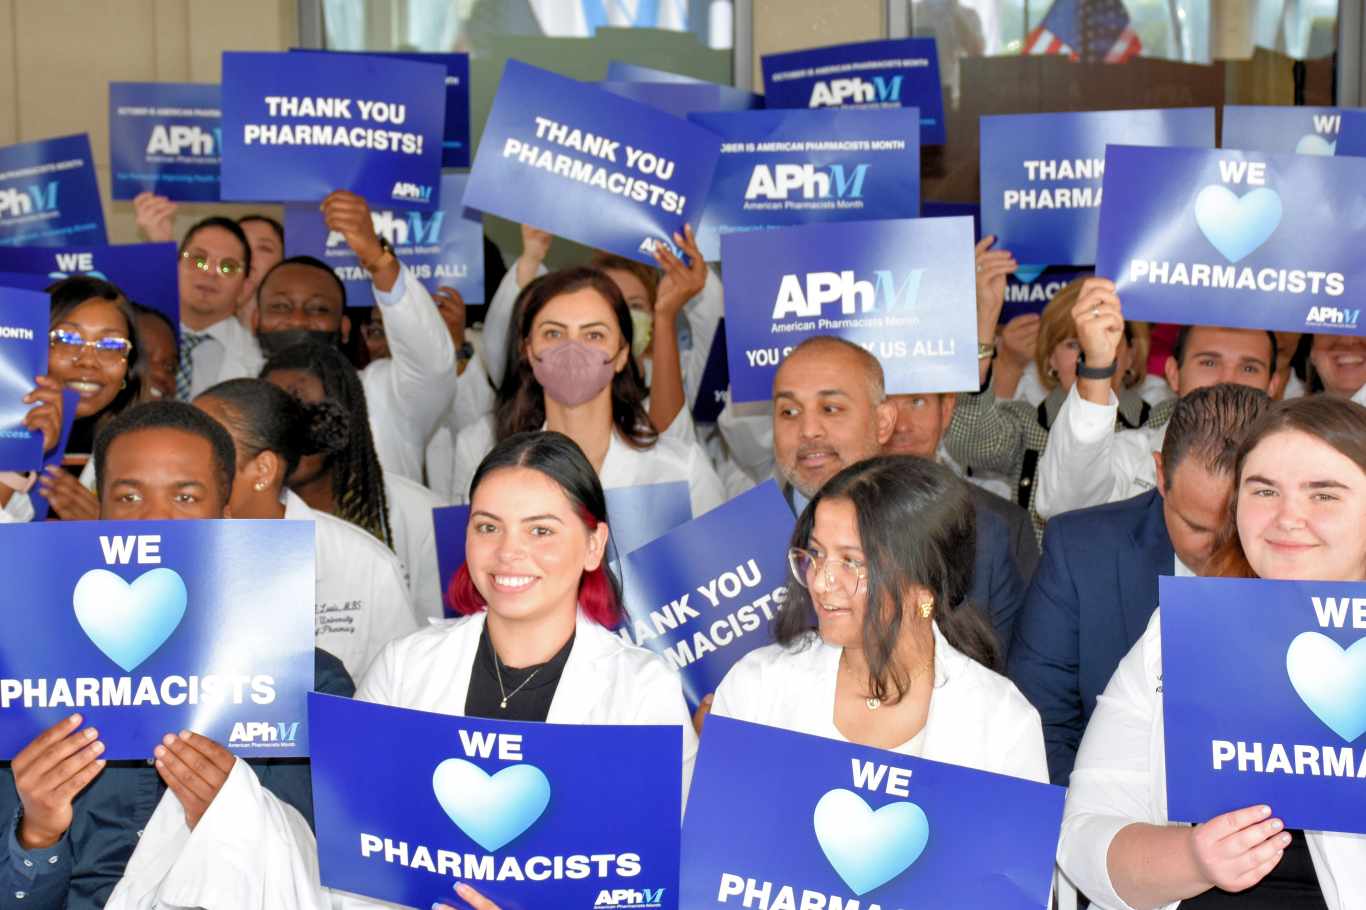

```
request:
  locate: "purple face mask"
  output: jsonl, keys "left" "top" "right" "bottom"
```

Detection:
{"left": 531, "top": 340, "right": 618, "bottom": 407}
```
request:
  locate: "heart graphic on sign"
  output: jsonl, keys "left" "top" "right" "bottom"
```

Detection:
{"left": 1286, "top": 631, "right": 1366, "bottom": 742}
{"left": 432, "top": 758, "right": 551, "bottom": 852}
{"left": 1294, "top": 134, "right": 1337, "bottom": 156}
{"left": 812, "top": 788, "right": 929, "bottom": 896}
{"left": 72, "top": 568, "right": 188, "bottom": 673}
{"left": 1193, "top": 185, "right": 1283, "bottom": 264}
{"left": 1012, "top": 264, "right": 1047, "bottom": 284}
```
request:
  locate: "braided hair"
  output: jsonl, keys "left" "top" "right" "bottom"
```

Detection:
{"left": 260, "top": 341, "right": 394, "bottom": 549}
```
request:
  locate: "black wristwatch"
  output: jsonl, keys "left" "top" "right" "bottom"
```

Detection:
{"left": 1076, "top": 351, "right": 1118, "bottom": 380}
{"left": 456, "top": 341, "right": 475, "bottom": 364}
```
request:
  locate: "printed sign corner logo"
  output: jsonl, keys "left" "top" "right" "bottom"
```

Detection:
{"left": 638, "top": 236, "right": 679, "bottom": 257}
{"left": 1304, "top": 305, "right": 1361, "bottom": 330}
{"left": 592, "top": 887, "right": 668, "bottom": 909}
{"left": 228, "top": 719, "right": 301, "bottom": 746}
{"left": 391, "top": 180, "right": 433, "bottom": 203}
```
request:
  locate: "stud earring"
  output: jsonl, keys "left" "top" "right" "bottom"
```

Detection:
{"left": 253, "top": 481, "right": 267, "bottom": 492}
{"left": 918, "top": 598, "right": 934, "bottom": 619}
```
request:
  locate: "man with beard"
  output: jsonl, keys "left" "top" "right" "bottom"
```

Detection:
{"left": 253, "top": 190, "right": 464, "bottom": 483}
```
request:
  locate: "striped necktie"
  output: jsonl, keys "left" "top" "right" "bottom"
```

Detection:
{"left": 175, "top": 330, "right": 210, "bottom": 401}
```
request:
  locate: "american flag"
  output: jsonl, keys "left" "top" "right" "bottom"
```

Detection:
{"left": 1022, "top": 0, "right": 1143, "bottom": 63}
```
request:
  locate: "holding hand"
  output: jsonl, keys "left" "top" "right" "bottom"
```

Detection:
{"left": 321, "top": 191, "right": 382, "bottom": 265}
{"left": 132, "top": 192, "right": 178, "bottom": 243}
{"left": 1071, "top": 277, "right": 1125, "bottom": 370}
{"left": 38, "top": 466, "right": 99, "bottom": 520}
{"left": 433, "top": 286, "right": 467, "bottom": 349}
{"left": 517, "top": 225, "right": 553, "bottom": 288}
{"left": 12, "top": 714, "right": 106, "bottom": 849}
{"left": 154, "top": 730, "right": 236, "bottom": 829}
{"left": 449, "top": 882, "right": 504, "bottom": 910}
{"left": 23, "top": 375, "right": 64, "bottom": 454}
{"left": 1187, "top": 804, "right": 1290, "bottom": 894}
{"left": 974, "top": 236, "right": 1018, "bottom": 342}
{"left": 653, "top": 225, "right": 706, "bottom": 322}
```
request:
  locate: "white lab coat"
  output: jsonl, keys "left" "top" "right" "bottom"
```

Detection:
{"left": 424, "top": 362, "right": 498, "bottom": 502}
{"left": 285, "top": 489, "right": 418, "bottom": 682}
{"left": 104, "top": 759, "right": 326, "bottom": 910}
{"left": 185, "top": 316, "right": 265, "bottom": 400}
{"left": 383, "top": 471, "right": 448, "bottom": 624}
{"left": 446, "top": 414, "right": 725, "bottom": 520}
{"left": 1059, "top": 610, "right": 1366, "bottom": 910}
{"left": 712, "top": 623, "right": 1049, "bottom": 782}
{"left": 1034, "top": 384, "right": 1166, "bottom": 520}
{"left": 1353, "top": 384, "right": 1366, "bottom": 407}
{"left": 330, "top": 611, "right": 699, "bottom": 910}
{"left": 359, "top": 268, "right": 459, "bottom": 484}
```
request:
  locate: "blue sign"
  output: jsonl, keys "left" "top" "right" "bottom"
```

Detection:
{"left": 691, "top": 318, "right": 729, "bottom": 423}
{"left": 604, "top": 62, "right": 707, "bottom": 84}
{"left": 722, "top": 217, "right": 978, "bottom": 403}
{"left": 982, "top": 108, "right": 1214, "bottom": 266}
{"left": 291, "top": 49, "right": 471, "bottom": 168}
{"left": 1162, "top": 576, "right": 1366, "bottom": 834}
{"left": 434, "top": 482, "right": 695, "bottom": 614}
{"left": 688, "top": 108, "right": 921, "bottom": 261}
{"left": 220, "top": 52, "right": 446, "bottom": 206}
{"left": 0, "top": 285, "right": 51, "bottom": 471}
{"left": 1223, "top": 106, "right": 1350, "bottom": 156}
{"left": 285, "top": 173, "right": 484, "bottom": 307}
{"left": 0, "top": 242, "right": 179, "bottom": 331}
{"left": 1095, "top": 145, "right": 1366, "bottom": 336}
{"left": 464, "top": 60, "right": 722, "bottom": 266}
{"left": 1002, "top": 266, "right": 1087, "bottom": 322}
{"left": 30, "top": 389, "right": 80, "bottom": 523}
{"left": 1338, "top": 111, "right": 1366, "bottom": 158}
{"left": 309, "top": 692, "right": 682, "bottom": 910}
{"left": 760, "top": 39, "right": 946, "bottom": 145}
{"left": 109, "top": 82, "right": 221, "bottom": 201}
{"left": 682, "top": 716, "right": 1064, "bottom": 907}
{"left": 601, "top": 82, "right": 762, "bottom": 120}
{"left": 615, "top": 483, "right": 793, "bottom": 708}
{"left": 0, "top": 134, "right": 106, "bottom": 247}
{"left": 0, "top": 520, "right": 315, "bottom": 759}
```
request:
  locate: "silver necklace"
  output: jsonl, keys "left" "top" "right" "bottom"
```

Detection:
{"left": 492, "top": 651, "right": 542, "bottom": 710}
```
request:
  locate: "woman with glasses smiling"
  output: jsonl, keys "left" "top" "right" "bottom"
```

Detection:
{"left": 23, "top": 277, "right": 142, "bottom": 521}
{"left": 709, "top": 455, "right": 1046, "bottom": 780}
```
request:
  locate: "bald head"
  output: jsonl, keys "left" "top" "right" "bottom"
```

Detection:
{"left": 772, "top": 335, "right": 896, "bottom": 498}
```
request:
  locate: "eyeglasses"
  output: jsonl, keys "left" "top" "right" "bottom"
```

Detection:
{"left": 180, "top": 249, "right": 244, "bottom": 277}
{"left": 49, "top": 329, "right": 132, "bottom": 364}
{"left": 788, "top": 547, "right": 867, "bottom": 595}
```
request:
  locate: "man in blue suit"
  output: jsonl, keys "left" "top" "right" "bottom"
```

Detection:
{"left": 771, "top": 336, "right": 1026, "bottom": 660}
{"left": 1008, "top": 384, "right": 1271, "bottom": 785}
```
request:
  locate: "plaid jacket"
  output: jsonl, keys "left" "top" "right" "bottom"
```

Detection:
{"left": 945, "top": 381, "right": 1174, "bottom": 542}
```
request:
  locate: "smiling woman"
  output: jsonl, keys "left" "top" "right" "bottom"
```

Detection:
{"left": 46, "top": 276, "right": 141, "bottom": 442}
{"left": 1060, "top": 396, "right": 1366, "bottom": 910}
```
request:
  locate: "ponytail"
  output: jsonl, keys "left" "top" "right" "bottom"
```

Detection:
{"left": 198, "top": 378, "right": 351, "bottom": 479}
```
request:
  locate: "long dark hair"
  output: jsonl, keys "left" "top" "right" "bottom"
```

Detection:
{"left": 447, "top": 430, "right": 622, "bottom": 627}
{"left": 196, "top": 378, "right": 350, "bottom": 481}
{"left": 260, "top": 342, "right": 393, "bottom": 549}
{"left": 1208, "top": 396, "right": 1366, "bottom": 578}
{"left": 775, "top": 455, "right": 1001, "bottom": 703}
{"left": 494, "top": 267, "right": 657, "bottom": 449}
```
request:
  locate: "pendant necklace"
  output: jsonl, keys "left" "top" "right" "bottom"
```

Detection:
{"left": 492, "top": 651, "right": 541, "bottom": 710}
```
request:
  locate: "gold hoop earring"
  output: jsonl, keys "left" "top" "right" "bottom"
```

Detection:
{"left": 919, "top": 599, "right": 934, "bottom": 619}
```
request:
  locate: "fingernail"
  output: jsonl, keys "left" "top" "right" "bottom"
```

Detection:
{"left": 1280, "top": 833, "right": 1292, "bottom": 846}
{"left": 91, "top": 741, "right": 104, "bottom": 755}
{"left": 178, "top": 729, "right": 191, "bottom": 741}
{"left": 154, "top": 745, "right": 166, "bottom": 758}
{"left": 162, "top": 733, "right": 176, "bottom": 746}
{"left": 1260, "top": 805, "right": 1272, "bottom": 817}
{"left": 69, "top": 713, "right": 82, "bottom": 726}
{"left": 84, "top": 727, "right": 97, "bottom": 740}
{"left": 1271, "top": 818, "right": 1283, "bottom": 831}
{"left": 154, "top": 759, "right": 164, "bottom": 769}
